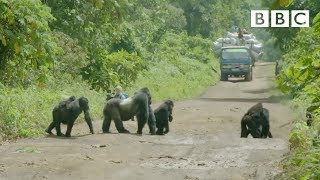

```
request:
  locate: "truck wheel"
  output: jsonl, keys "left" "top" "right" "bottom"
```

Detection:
{"left": 245, "top": 71, "right": 252, "bottom": 81}
{"left": 220, "top": 73, "right": 228, "bottom": 81}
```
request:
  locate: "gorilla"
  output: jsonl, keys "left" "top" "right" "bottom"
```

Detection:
{"left": 306, "top": 111, "right": 313, "bottom": 127}
{"left": 275, "top": 61, "right": 279, "bottom": 76}
{"left": 241, "top": 103, "right": 272, "bottom": 138}
{"left": 106, "top": 90, "right": 114, "bottom": 101}
{"left": 102, "top": 87, "right": 156, "bottom": 135}
{"left": 45, "top": 96, "right": 94, "bottom": 137}
{"left": 306, "top": 105, "right": 318, "bottom": 126}
{"left": 154, "top": 100, "right": 174, "bottom": 135}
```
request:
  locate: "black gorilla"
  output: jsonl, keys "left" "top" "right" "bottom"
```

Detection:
{"left": 106, "top": 90, "right": 114, "bottom": 101}
{"left": 45, "top": 96, "right": 94, "bottom": 137}
{"left": 241, "top": 103, "right": 272, "bottom": 138}
{"left": 306, "top": 105, "right": 318, "bottom": 126}
{"left": 58, "top": 96, "right": 76, "bottom": 108}
{"left": 154, "top": 100, "right": 174, "bottom": 135}
{"left": 275, "top": 61, "right": 279, "bottom": 76}
{"left": 102, "top": 87, "right": 156, "bottom": 135}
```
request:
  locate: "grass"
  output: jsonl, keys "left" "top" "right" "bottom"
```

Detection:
{"left": 127, "top": 58, "right": 219, "bottom": 101}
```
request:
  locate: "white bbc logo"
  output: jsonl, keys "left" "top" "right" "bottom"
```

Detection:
{"left": 251, "top": 10, "right": 309, "bottom": 28}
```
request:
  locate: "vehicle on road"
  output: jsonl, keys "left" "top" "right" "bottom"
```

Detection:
{"left": 219, "top": 46, "right": 254, "bottom": 81}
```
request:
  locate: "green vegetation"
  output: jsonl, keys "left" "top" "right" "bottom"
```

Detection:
{"left": 275, "top": 29, "right": 320, "bottom": 179}
{"left": 0, "top": 0, "right": 255, "bottom": 139}
{"left": 127, "top": 33, "right": 219, "bottom": 101}
{"left": 263, "top": 0, "right": 320, "bottom": 178}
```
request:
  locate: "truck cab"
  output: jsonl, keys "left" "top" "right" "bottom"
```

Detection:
{"left": 219, "top": 46, "right": 254, "bottom": 81}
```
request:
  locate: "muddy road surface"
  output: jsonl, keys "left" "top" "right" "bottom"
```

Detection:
{"left": 0, "top": 63, "right": 294, "bottom": 180}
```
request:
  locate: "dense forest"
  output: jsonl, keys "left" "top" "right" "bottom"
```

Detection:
{"left": 1, "top": 0, "right": 320, "bottom": 178}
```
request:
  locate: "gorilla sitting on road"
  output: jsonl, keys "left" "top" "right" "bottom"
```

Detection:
{"left": 102, "top": 87, "right": 156, "bottom": 135}
{"left": 241, "top": 102, "right": 272, "bottom": 138}
{"left": 154, "top": 100, "right": 174, "bottom": 135}
{"left": 45, "top": 96, "right": 94, "bottom": 137}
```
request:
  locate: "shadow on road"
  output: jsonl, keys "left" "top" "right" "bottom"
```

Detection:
{"left": 242, "top": 87, "right": 277, "bottom": 94}
{"left": 198, "top": 95, "right": 288, "bottom": 103}
{"left": 228, "top": 79, "right": 246, "bottom": 83}
{"left": 46, "top": 133, "right": 93, "bottom": 139}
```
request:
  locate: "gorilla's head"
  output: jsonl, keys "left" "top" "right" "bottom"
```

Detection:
{"left": 165, "top": 100, "right": 174, "bottom": 108}
{"left": 306, "top": 111, "right": 313, "bottom": 119}
{"left": 79, "top": 97, "right": 89, "bottom": 111}
{"left": 68, "top": 96, "right": 76, "bottom": 102}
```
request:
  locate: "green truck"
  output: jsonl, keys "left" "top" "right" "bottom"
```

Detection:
{"left": 219, "top": 46, "right": 255, "bottom": 81}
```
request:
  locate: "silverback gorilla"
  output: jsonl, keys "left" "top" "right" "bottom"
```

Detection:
{"left": 102, "top": 87, "right": 156, "bottom": 135}
{"left": 154, "top": 100, "right": 174, "bottom": 135}
{"left": 45, "top": 96, "right": 94, "bottom": 137}
{"left": 241, "top": 103, "right": 272, "bottom": 138}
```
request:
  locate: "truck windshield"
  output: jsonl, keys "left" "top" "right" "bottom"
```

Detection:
{"left": 221, "top": 49, "right": 250, "bottom": 59}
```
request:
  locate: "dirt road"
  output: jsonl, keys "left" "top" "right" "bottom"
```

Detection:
{"left": 0, "top": 63, "right": 294, "bottom": 180}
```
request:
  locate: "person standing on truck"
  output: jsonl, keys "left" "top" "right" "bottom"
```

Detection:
{"left": 238, "top": 27, "right": 245, "bottom": 45}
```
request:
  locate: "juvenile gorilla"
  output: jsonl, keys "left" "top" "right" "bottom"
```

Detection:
{"left": 45, "top": 96, "right": 94, "bottom": 137}
{"left": 58, "top": 96, "right": 76, "bottom": 109}
{"left": 241, "top": 103, "right": 272, "bottom": 138}
{"left": 102, "top": 87, "right": 156, "bottom": 135}
{"left": 154, "top": 100, "right": 174, "bottom": 135}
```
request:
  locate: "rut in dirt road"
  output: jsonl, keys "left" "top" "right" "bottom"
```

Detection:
{"left": 0, "top": 62, "right": 294, "bottom": 180}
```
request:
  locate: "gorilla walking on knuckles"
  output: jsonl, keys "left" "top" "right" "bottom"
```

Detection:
{"left": 154, "top": 100, "right": 174, "bottom": 135}
{"left": 241, "top": 102, "right": 272, "bottom": 138}
{"left": 45, "top": 96, "right": 94, "bottom": 137}
{"left": 102, "top": 87, "right": 156, "bottom": 135}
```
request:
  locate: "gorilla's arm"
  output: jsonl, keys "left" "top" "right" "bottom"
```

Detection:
{"left": 246, "top": 119, "right": 261, "bottom": 138}
{"left": 147, "top": 106, "right": 156, "bottom": 135}
{"left": 261, "top": 108, "right": 270, "bottom": 138}
{"left": 164, "top": 120, "right": 170, "bottom": 134}
{"left": 166, "top": 100, "right": 174, "bottom": 122}
{"left": 240, "top": 115, "right": 250, "bottom": 138}
{"left": 84, "top": 110, "right": 94, "bottom": 134}
{"left": 168, "top": 106, "right": 173, "bottom": 122}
